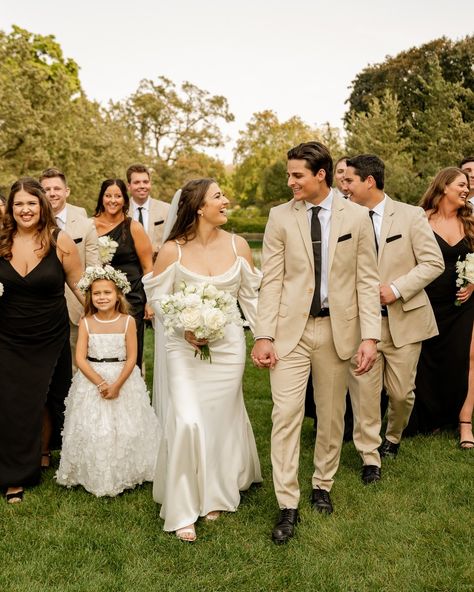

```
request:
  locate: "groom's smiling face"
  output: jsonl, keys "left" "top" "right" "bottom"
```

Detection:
{"left": 287, "top": 159, "right": 325, "bottom": 204}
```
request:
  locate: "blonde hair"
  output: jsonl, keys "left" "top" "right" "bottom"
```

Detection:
{"left": 83, "top": 279, "right": 130, "bottom": 316}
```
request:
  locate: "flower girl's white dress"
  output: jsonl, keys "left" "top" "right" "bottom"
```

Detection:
{"left": 143, "top": 236, "right": 262, "bottom": 532}
{"left": 56, "top": 315, "right": 159, "bottom": 497}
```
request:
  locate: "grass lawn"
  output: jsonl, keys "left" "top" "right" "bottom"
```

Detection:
{"left": 1, "top": 330, "right": 473, "bottom": 592}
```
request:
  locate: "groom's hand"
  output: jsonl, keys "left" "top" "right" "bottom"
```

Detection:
{"left": 354, "top": 339, "right": 377, "bottom": 375}
{"left": 251, "top": 339, "right": 278, "bottom": 369}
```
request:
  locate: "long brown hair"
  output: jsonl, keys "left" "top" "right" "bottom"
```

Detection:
{"left": 167, "top": 178, "right": 216, "bottom": 243}
{"left": 0, "top": 177, "right": 58, "bottom": 260}
{"left": 419, "top": 167, "right": 474, "bottom": 250}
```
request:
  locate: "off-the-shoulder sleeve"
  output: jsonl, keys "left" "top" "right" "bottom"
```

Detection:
{"left": 142, "top": 266, "right": 176, "bottom": 425}
{"left": 142, "top": 265, "right": 176, "bottom": 311}
{"left": 238, "top": 259, "right": 262, "bottom": 334}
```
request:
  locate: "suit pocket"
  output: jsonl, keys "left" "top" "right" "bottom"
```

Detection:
{"left": 401, "top": 290, "right": 427, "bottom": 312}
{"left": 386, "top": 234, "right": 402, "bottom": 243}
{"left": 73, "top": 237, "right": 83, "bottom": 244}
{"left": 337, "top": 233, "right": 352, "bottom": 243}
{"left": 278, "top": 303, "right": 288, "bottom": 318}
{"left": 154, "top": 220, "right": 164, "bottom": 226}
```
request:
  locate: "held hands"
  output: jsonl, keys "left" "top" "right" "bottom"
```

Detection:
{"left": 251, "top": 339, "right": 278, "bottom": 369}
{"left": 380, "top": 284, "right": 397, "bottom": 305}
{"left": 184, "top": 330, "right": 208, "bottom": 353}
{"left": 144, "top": 303, "right": 155, "bottom": 321}
{"left": 354, "top": 339, "right": 378, "bottom": 376}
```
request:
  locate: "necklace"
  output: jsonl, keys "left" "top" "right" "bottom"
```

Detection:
{"left": 93, "top": 314, "right": 121, "bottom": 323}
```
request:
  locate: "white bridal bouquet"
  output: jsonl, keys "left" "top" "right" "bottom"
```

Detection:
{"left": 157, "top": 281, "right": 245, "bottom": 361}
{"left": 98, "top": 236, "right": 119, "bottom": 265}
{"left": 455, "top": 253, "right": 474, "bottom": 305}
{"left": 0, "top": 282, "right": 3, "bottom": 297}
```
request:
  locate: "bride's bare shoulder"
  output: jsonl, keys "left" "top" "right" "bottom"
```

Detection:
{"left": 153, "top": 240, "right": 179, "bottom": 275}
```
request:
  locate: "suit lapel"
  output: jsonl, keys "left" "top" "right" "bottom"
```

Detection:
{"left": 294, "top": 200, "right": 313, "bottom": 267}
{"left": 379, "top": 195, "right": 394, "bottom": 261}
{"left": 328, "top": 195, "right": 344, "bottom": 270}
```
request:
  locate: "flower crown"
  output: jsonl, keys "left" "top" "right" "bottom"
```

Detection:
{"left": 76, "top": 265, "right": 131, "bottom": 295}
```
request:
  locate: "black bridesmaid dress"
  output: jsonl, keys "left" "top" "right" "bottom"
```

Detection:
{"left": 406, "top": 234, "right": 474, "bottom": 435}
{"left": 105, "top": 218, "right": 146, "bottom": 368}
{"left": 0, "top": 243, "right": 71, "bottom": 488}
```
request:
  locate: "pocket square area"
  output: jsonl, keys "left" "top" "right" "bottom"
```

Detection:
{"left": 386, "top": 234, "right": 402, "bottom": 243}
{"left": 337, "top": 233, "right": 352, "bottom": 243}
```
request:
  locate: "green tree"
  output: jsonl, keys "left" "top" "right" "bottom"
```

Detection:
{"left": 116, "top": 76, "right": 234, "bottom": 164}
{"left": 233, "top": 111, "right": 328, "bottom": 207}
{"left": 345, "top": 36, "right": 474, "bottom": 128}
{"left": 346, "top": 91, "right": 416, "bottom": 202}
{"left": 0, "top": 26, "right": 142, "bottom": 211}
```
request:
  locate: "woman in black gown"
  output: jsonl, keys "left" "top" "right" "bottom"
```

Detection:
{"left": 92, "top": 179, "right": 153, "bottom": 369}
{"left": 0, "top": 178, "right": 83, "bottom": 503}
{"left": 406, "top": 168, "right": 474, "bottom": 443}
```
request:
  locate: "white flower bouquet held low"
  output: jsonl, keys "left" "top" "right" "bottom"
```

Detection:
{"left": 98, "top": 236, "right": 119, "bottom": 265}
{"left": 455, "top": 253, "right": 474, "bottom": 306}
{"left": 156, "top": 281, "right": 245, "bottom": 362}
{"left": 0, "top": 282, "right": 3, "bottom": 297}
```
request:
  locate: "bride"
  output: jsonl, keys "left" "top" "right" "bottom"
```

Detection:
{"left": 143, "top": 178, "right": 262, "bottom": 542}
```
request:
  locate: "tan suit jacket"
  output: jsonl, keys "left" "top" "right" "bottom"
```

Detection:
{"left": 255, "top": 193, "right": 381, "bottom": 359}
{"left": 379, "top": 196, "right": 444, "bottom": 347}
{"left": 64, "top": 204, "right": 99, "bottom": 324}
{"left": 147, "top": 198, "right": 170, "bottom": 254}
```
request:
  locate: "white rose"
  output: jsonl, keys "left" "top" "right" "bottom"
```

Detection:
{"left": 183, "top": 293, "right": 202, "bottom": 308}
{"left": 203, "top": 284, "right": 219, "bottom": 299}
{"left": 179, "top": 307, "right": 202, "bottom": 330}
{"left": 202, "top": 307, "right": 226, "bottom": 333}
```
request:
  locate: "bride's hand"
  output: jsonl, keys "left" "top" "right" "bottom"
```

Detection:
{"left": 184, "top": 330, "right": 208, "bottom": 352}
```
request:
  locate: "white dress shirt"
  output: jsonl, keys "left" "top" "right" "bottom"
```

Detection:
{"left": 131, "top": 198, "right": 150, "bottom": 230}
{"left": 55, "top": 206, "right": 67, "bottom": 230}
{"left": 305, "top": 189, "right": 333, "bottom": 309}
{"left": 370, "top": 195, "right": 400, "bottom": 300}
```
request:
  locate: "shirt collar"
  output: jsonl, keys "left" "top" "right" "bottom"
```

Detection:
{"left": 371, "top": 195, "right": 387, "bottom": 217}
{"left": 55, "top": 206, "right": 67, "bottom": 224}
{"left": 132, "top": 197, "right": 150, "bottom": 211}
{"left": 304, "top": 188, "right": 333, "bottom": 211}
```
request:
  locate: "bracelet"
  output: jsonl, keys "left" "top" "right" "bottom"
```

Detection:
{"left": 96, "top": 380, "right": 106, "bottom": 389}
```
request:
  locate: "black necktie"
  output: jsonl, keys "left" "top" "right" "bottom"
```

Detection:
{"left": 310, "top": 206, "right": 322, "bottom": 317}
{"left": 137, "top": 207, "right": 144, "bottom": 226}
{"left": 369, "top": 210, "right": 378, "bottom": 253}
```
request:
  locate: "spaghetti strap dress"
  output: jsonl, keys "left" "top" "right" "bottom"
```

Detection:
{"left": 143, "top": 236, "right": 262, "bottom": 532}
{"left": 406, "top": 234, "right": 474, "bottom": 434}
{"left": 0, "top": 240, "right": 71, "bottom": 487}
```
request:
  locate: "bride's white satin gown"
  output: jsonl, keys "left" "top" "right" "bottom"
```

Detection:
{"left": 143, "top": 241, "right": 262, "bottom": 532}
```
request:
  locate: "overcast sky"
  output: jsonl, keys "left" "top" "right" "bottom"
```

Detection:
{"left": 2, "top": 0, "right": 472, "bottom": 162}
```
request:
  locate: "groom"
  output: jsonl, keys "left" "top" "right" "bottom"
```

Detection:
{"left": 252, "top": 141, "right": 381, "bottom": 544}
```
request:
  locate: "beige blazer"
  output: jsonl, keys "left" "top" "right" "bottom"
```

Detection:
{"left": 255, "top": 193, "right": 381, "bottom": 359}
{"left": 148, "top": 198, "right": 171, "bottom": 254}
{"left": 379, "top": 196, "right": 444, "bottom": 347}
{"left": 64, "top": 204, "right": 99, "bottom": 325}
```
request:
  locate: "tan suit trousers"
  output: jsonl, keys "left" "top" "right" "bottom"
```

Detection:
{"left": 271, "top": 316, "right": 349, "bottom": 509}
{"left": 349, "top": 318, "right": 421, "bottom": 464}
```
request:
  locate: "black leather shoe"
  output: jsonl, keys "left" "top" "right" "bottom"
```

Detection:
{"left": 311, "top": 488, "right": 333, "bottom": 514}
{"left": 271, "top": 508, "right": 299, "bottom": 544}
{"left": 361, "top": 464, "right": 381, "bottom": 484}
{"left": 379, "top": 438, "right": 400, "bottom": 458}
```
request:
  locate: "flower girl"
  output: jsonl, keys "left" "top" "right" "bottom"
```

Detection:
{"left": 56, "top": 266, "right": 158, "bottom": 497}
